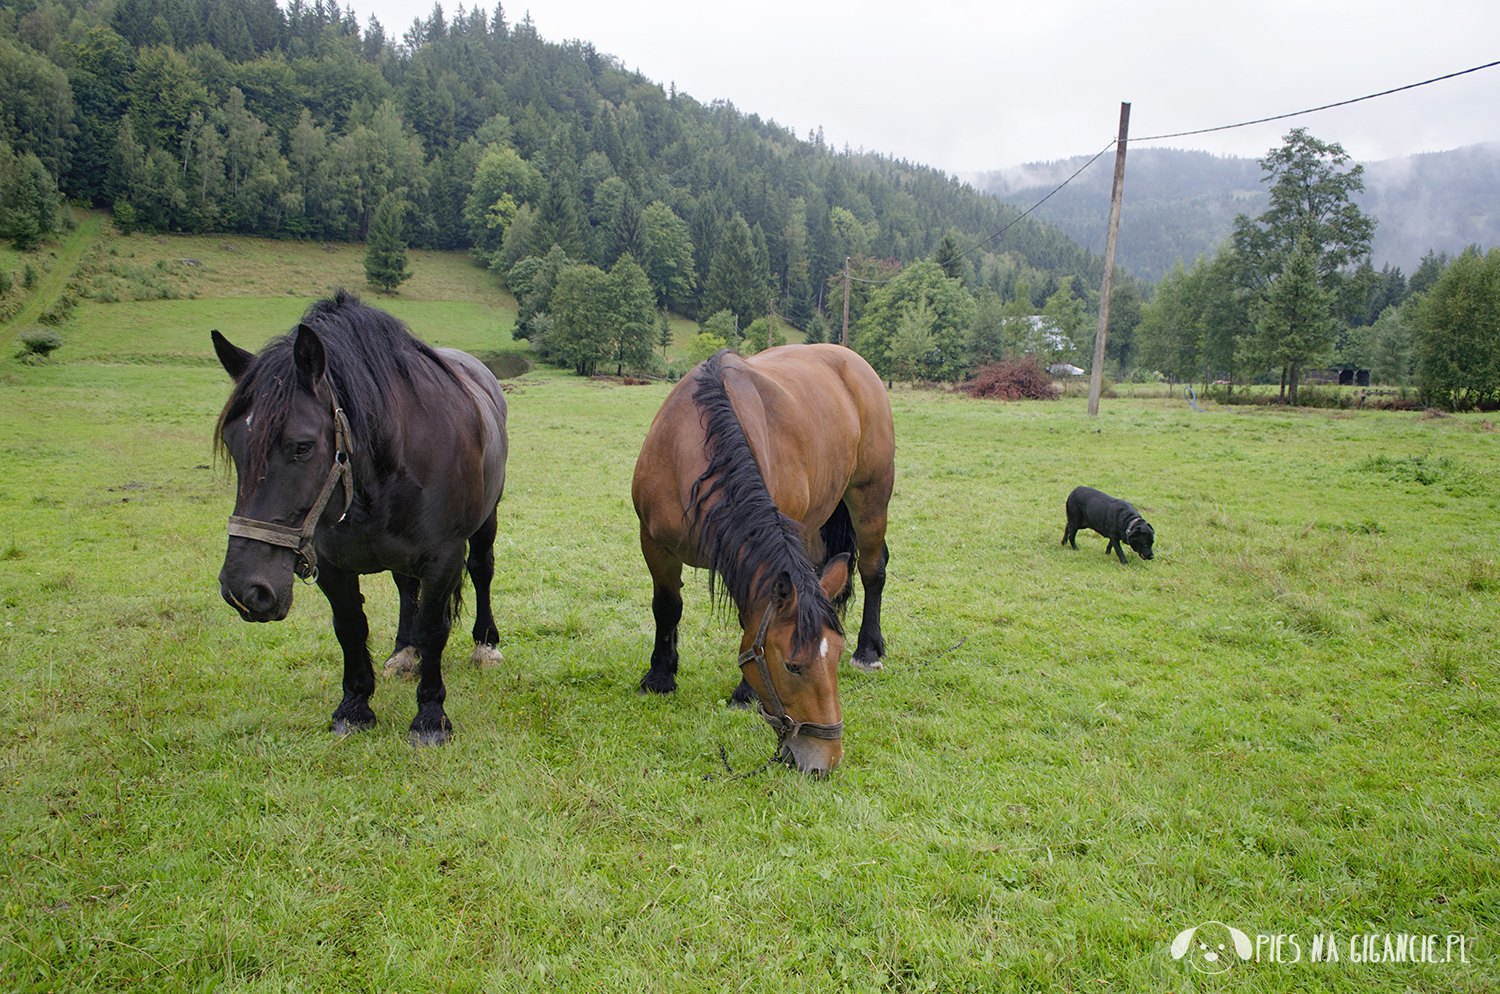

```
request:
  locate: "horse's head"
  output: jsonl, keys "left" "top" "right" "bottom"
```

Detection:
{"left": 213, "top": 324, "right": 351, "bottom": 622}
{"left": 738, "top": 556, "right": 850, "bottom": 775}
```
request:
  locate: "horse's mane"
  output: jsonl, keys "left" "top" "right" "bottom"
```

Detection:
{"left": 215, "top": 289, "right": 461, "bottom": 483}
{"left": 686, "top": 350, "right": 842, "bottom": 653}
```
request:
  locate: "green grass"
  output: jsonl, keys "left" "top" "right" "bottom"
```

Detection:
{"left": 0, "top": 278, "right": 1496, "bottom": 990}
{"left": 0, "top": 212, "right": 104, "bottom": 351}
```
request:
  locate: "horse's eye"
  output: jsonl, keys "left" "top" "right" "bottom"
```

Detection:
{"left": 294, "top": 441, "right": 314, "bottom": 457}
{"left": 784, "top": 661, "right": 805, "bottom": 676}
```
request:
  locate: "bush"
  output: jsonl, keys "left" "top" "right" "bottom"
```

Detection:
{"left": 961, "top": 358, "right": 1058, "bottom": 401}
{"left": 15, "top": 327, "right": 62, "bottom": 362}
{"left": 683, "top": 332, "right": 727, "bottom": 365}
{"left": 740, "top": 316, "right": 786, "bottom": 355}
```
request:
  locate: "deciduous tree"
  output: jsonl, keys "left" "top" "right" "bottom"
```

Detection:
{"left": 1415, "top": 247, "right": 1500, "bottom": 410}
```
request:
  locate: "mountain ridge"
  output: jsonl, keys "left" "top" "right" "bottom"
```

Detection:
{"left": 963, "top": 142, "right": 1500, "bottom": 282}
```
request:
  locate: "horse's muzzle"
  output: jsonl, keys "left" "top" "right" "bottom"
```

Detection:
{"left": 221, "top": 581, "right": 289, "bottom": 622}
{"left": 780, "top": 732, "right": 843, "bottom": 776}
{"left": 220, "top": 567, "right": 292, "bottom": 622}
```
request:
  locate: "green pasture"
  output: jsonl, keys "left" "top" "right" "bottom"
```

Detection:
{"left": 0, "top": 274, "right": 1498, "bottom": 991}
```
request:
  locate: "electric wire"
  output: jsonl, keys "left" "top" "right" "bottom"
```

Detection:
{"left": 1132, "top": 59, "right": 1500, "bottom": 145}
{"left": 950, "top": 59, "right": 1500, "bottom": 269}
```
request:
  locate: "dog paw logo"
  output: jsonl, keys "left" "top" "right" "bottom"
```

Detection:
{"left": 1170, "top": 921, "right": 1253, "bottom": 973}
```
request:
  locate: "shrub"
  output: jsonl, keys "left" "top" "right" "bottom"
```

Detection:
{"left": 15, "top": 327, "right": 62, "bottom": 362}
{"left": 684, "top": 332, "right": 727, "bottom": 365}
{"left": 740, "top": 316, "right": 786, "bottom": 355}
{"left": 962, "top": 358, "right": 1058, "bottom": 401}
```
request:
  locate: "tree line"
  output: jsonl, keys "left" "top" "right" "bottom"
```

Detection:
{"left": 1132, "top": 128, "right": 1498, "bottom": 411}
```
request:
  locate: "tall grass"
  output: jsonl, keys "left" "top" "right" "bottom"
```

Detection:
{"left": 0, "top": 307, "right": 1495, "bottom": 990}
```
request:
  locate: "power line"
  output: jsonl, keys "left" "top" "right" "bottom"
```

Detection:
{"left": 960, "top": 140, "right": 1116, "bottom": 258}
{"left": 1133, "top": 58, "right": 1500, "bottom": 144}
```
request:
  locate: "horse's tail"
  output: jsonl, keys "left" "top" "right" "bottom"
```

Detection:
{"left": 819, "top": 501, "right": 858, "bottom": 613}
{"left": 449, "top": 579, "right": 465, "bottom": 624}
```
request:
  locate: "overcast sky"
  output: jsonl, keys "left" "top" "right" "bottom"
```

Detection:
{"left": 359, "top": 0, "right": 1500, "bottom": 174}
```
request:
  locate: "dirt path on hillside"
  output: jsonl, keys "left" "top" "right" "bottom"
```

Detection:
{"left": 0, "top": 212, "right": 104, "bottom": 352}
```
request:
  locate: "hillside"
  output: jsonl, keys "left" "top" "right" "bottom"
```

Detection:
{"left": 0, "top": 0, "right": 1112, "bottom": 334}
{"left": 966, "top": 143, "right": 1500, "bottom": 282}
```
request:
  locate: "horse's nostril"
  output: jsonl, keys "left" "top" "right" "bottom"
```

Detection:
{"left": 243, "top": 583, "right": 277, "bottom": 615}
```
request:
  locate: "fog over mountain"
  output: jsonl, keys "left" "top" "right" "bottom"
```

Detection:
{"left": 965, "top": 143, "right": 1500, "bottom": 283}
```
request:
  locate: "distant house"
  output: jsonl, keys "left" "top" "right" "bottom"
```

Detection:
{"left": 1305, "top": 367, "right": 1370, "bottom": 387}
{"left": 1049, "top": 363, "right": 1085, "bottom": 377}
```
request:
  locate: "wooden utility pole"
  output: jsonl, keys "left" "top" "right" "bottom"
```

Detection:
{"left": 1088, "top": 102, "right": 1130, "bottom": 417}
{"left": 841, "top": 257, "right": 851, "bottom": 347}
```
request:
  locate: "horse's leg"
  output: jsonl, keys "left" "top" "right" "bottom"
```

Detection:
{"left": 845, "top": 489, "right": 892, "bottom": 672}
{"left": 467, "top": 504, "right": 503, "bottom": 667}
{"left": 410, "top": 554, "right": 464, "bottom": 746}
{"left": 639, "top": 531, "right": 683, "bottom": 694}
{"left": 382, "top": 572, "right": 421, "bottom": 678}
{"left": 317, "top": 566, "right": 378, "bottom": 733}
{"left": 729, "top": 674, "right": 758, "bottom": 708}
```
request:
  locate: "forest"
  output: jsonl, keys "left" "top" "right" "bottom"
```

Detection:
{"left": 0, "top": 0, "right": 1125, "bottom": 371}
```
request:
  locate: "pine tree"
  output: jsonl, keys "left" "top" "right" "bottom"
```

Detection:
{"left": 364, "top": 193, "right": 411, "bottom": 292}
{"left": 1251, "top": 237, "right": 1335, "bottom": 404}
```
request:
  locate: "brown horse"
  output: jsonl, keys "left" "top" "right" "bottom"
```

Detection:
{"left": 632, "top": 345, "right": 895, "bottom": 774}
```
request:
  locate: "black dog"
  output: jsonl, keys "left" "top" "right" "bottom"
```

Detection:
{"left": 1062, "top": 486, "right": 1154, "bottom": 563}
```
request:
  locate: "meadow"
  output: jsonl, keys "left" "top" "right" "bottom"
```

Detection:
{"left": 0, "top": 231, "right": 1497, "bottom": 992}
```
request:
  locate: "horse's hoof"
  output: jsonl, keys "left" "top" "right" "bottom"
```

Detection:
{"left": 408, "top": 718, "right": 452, "bottom": 746}
{"left": 471, "top": 643, "right": 503, "bottom": 668}
{"left": 331, "top": 718, "right": 375, "bottom": 737}
{"left": 409, "top": 728, "right": 451, "bottom": 747}
{"left": 849, "top": 655, "right": 884, "bottom": 674}
{"left": 728, "top": 681, "right": 757, "bottom": 709}
{"left": 382, "top": 646, "right": 420, "bottom": 679}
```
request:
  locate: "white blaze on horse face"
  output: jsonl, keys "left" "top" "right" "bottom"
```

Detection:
{"left": 245, "top": 411, "right": 254, "bottom": 429}
{"left": 819, "top": 637, "right": 829, "bottom": 660}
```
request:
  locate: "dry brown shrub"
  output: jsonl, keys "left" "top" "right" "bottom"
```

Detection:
{"left": 962, "top": 358, "right": 1059, "bottom": 401}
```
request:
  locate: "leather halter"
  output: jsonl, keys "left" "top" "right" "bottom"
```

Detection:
{"left": 737, "top": 603, "right": 844, "bottom": 742}
{"left": 225, "top": 385, "right": 353, "bottom": 583}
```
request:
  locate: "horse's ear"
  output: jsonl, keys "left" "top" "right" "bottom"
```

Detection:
{"left": 212, "top": 329, "right": 254, "bottom": 381}
{"left": 771, "top": 570, "right": 797, "bottom": 617}
{"left": 818, "top": 553, "right": 851, "bottom": 601}
{"left": 293, "top": 323, "right": 326, "bottom": 385}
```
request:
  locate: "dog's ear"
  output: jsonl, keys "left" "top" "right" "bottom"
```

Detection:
{"left": 1170, "top": 926, "right": 1198, "bottom": 960}
{"left": 1228, "top": 925, "right": 1252, "bottom": 960}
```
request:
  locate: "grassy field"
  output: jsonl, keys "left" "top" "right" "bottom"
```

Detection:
{"left": 0, "top": 235, "right": 1497, "bottom": 992}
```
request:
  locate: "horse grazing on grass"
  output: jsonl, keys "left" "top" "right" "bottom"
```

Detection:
{"left": 632, "top": 345, "right": 895, "bottom": 774}
{"left": 212, "top": 290, "right": 508, "bottom": 744}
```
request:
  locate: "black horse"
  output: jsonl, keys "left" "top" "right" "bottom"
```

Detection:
{"left": 212, "top": 291, "right": 508, "bottom": 744}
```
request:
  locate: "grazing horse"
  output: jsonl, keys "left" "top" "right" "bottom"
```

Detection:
{"left": 632, "top": 345, "right": 895, "bottom": 774}
{"left": 212, "top": 291, "right": 508, "bottom": 744}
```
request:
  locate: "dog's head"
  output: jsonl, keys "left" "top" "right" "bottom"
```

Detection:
{"left": 1170, "top": 921, "right": 1252, "bottom": 973}
{"left": 1126, "top": 517, "right": 1155, "bottom": 560}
